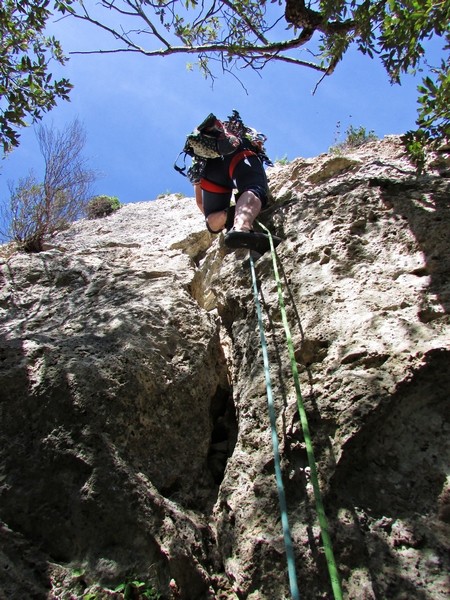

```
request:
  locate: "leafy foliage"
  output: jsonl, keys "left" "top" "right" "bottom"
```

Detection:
{"left": 402, "top": 49, "right": 449, "bottom": 173}
{"left": 2, "top": 119, "right": 97, "bottom": 251}
{"left": 401, "top": 129, "right": 430, "bottom": 174}
{"left": 0, "top": 0, "right": 72, "bottom": 153}
{"left": 114, "top": 578, "right": 161, "bottom": 599}
{"left": 416, "top": 66, "right": 450, "bottom": 141}
{"left": 86, "top": 195, "right": 121, "bottom": 219}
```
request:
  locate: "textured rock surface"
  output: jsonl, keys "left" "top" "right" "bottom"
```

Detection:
{"left": 0, "top": 136, "right": 449, "bottom": 599}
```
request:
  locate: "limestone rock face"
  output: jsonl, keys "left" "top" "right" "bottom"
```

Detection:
{"left": 0, "top": 137, "right": 449, "bottom": 600}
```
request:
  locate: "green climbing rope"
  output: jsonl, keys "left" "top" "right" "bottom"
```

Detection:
{"left": 257, "top": 221, "right": 343, "bottom": 600}
{"left": 249, "top": 253, "right": 301, "bottom": 600}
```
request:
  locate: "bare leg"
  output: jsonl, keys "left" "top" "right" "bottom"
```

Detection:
{"left": 224, "top": 190, "right": 281, "bottom": 253}
{"left": 233, "top": 191, "right": 262, "bottom": 232}
{"left": 206, "top": 210, "right": 227, "bottom": 233}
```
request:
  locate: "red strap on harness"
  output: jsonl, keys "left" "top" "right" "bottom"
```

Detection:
{"left": 200, "top": 149, "right": 258, "bottom": 193}
{"left": 229, "top": 150, "right": 257, "bottom": 180}
{"left": 200, "top": 178, "right": 232, "bottom": 194}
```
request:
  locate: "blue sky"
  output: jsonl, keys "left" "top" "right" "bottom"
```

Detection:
{"left": 0, "top": 7, "right": 445, "bottom": 209}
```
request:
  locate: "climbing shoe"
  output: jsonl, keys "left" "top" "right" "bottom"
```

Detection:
{"left": 224, "top": 229, "right": 282, "bottom": 254}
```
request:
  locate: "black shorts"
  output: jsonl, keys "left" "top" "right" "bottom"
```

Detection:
{"left": 200, "top": 148, "right": 268, "bottom": 218}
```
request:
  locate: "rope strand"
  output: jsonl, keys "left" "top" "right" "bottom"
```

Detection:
{"left": 249, "top": 253, "right": 301, "bottom": 600}
{"left": 256, "top": 222, "right": 343, "bottom": 600}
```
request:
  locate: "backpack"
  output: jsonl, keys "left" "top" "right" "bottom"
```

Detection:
{"left": 174, "top": 110, "right": 272, "bottom": 183}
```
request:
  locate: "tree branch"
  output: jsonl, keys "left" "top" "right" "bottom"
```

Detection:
{"left": 68, "top": 5, "right": 173, "bottom": 53}
{"left": 69, "top": 30, "right": 328, "bottom": 72}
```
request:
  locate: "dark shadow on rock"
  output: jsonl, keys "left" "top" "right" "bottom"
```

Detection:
{"left": 328, "top": 347, "right": 450, "bottom": 598}
{"left": 0, "top": 250, "right": 228, "bottom": 599}
{"left": 369, "top": 174, "right": 450, "bottom": 318}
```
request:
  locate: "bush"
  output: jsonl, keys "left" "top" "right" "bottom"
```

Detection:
{"left": 1, "top": 119, "right": 97, "bottom": 252}
{"left": 4, "top": 175, "right": 49, "bottom": 252}
{"left": 5, "top": 173, "right": 77, "bottom": 252}
{"left": 86, "top": 195, "right": 121, "bottom": 219}
{"left": 330, "top": 125, "right": 378, "bottom": 154}
{"left": 274, "top": 154, "right": 290, "bottom": 165}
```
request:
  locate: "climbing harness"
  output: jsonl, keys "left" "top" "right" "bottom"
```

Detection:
{"left": 249, "top": 225, "right": 343, "bottom": 600}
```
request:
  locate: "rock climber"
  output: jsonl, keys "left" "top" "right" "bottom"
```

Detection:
{"left": 193, "top": 141, "right": 280, "bottom": 255}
